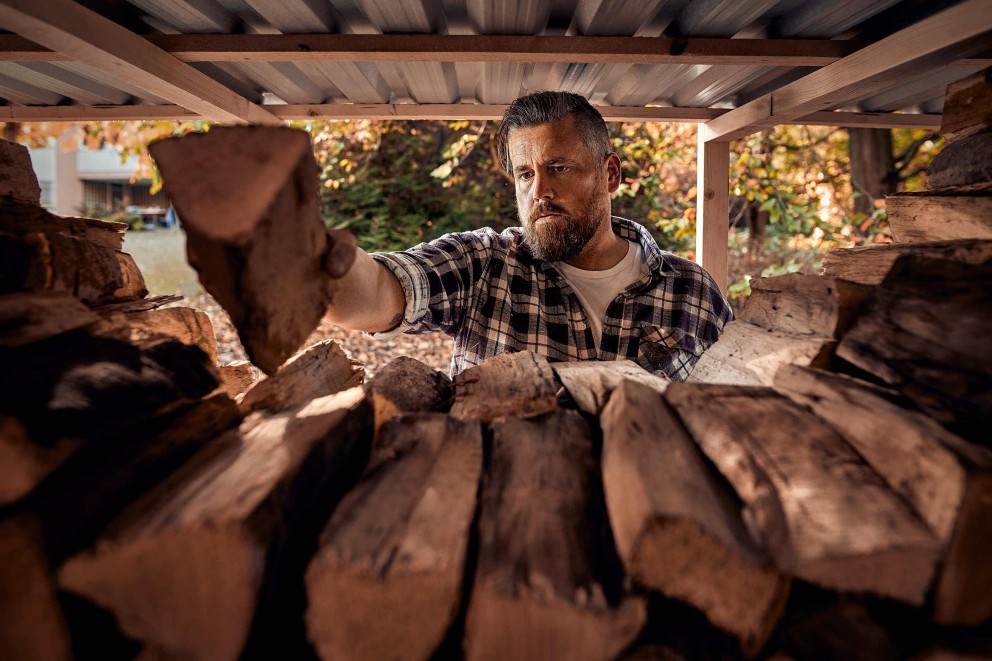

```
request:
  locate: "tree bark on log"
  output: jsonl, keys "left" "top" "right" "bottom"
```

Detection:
{"left": 59, "top": 388, "right": 372, "bottom": 661}
{"left": 665, "top": 383, "right": 941, "bottom": 604}
{"left": 552, "top": 360, "right": 669, "bottom": 415}
{"left": 0, "top": 139, "right": 41, "bottom": 204}
{"left": 464, "top": 411, "right": 645, "bottom": 661}
{"left": 686, "top": 320, "right": 834, "bottom": 386}
{"left": 364, "top": 356, "right": 451, "bottom": 437}
{"left": 835, "top": 256, "right": 992, "bottom": 438}
{"left": 822, "top": 238, "right": 992, "bottom": 285}
{"left": 149, "top": 127, "right": 347, "bottom": 375}
{"left": 238, "top": 339, "right": 364, "bottom": 414}
{"left": 306, "top": 413, "right": 482, "bottom": 661}
{"left": 450, "top": 352, "right": 559, "bottom": 423}
{"left": 600, "top": 380, "right": 788, "bottom": 655}
{"left": 737, "top": 274, "right": 873, "bottom": 338}
{"left": 887, "top": 191, "right": 992, "bottom": 243}
{"left": 773, "top": 365, "right": 992, "bottom": 626}
{"left": 927, "top": 133, "right": 992, "bottom": 188}
{"left": 940, "top": 68, "right": 992, "bottom": 143}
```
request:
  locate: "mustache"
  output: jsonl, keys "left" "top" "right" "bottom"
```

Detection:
{"left": 529, "top": 203, "right": 568, "bottom": 223}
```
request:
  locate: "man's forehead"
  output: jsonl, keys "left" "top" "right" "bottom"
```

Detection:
{"left": 508, "top": 117, "right": 587, "bottom": 157}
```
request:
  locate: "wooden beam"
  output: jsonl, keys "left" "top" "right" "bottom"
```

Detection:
{"left": 696, "top": 126, "right": 729, "bottom": 294}
{"left": 703, "top": 0, "right": 992, "bottom": 142}
{"left": 0, "top": 102, "right": 943, "bottom": 129}
{"left": 0, "top": 34, "right": 869, "bottom": 66}
{"left": 0, "top": 0, "right": 281, "bottom": 125}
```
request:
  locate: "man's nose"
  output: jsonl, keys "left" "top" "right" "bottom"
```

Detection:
{"left": 532, "top": 172, "right": 554, "bottom": 201}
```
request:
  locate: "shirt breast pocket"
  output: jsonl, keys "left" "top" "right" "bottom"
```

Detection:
{"left": 635, "top": 324, "right": 705, "bottom": 378}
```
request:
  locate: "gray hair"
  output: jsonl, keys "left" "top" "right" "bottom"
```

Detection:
{"left": 496, "top": 91, "right": 611, "bottom": 173}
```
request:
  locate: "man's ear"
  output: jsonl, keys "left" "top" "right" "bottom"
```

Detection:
{"left": 605, "top": 152, "right": 622, "bottom": 194}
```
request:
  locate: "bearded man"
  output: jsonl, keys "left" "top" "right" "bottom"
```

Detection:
{"left": 323, "top": 91, "right": 732, "bottom": 380}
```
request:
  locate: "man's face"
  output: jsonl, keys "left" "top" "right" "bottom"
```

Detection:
{"left": 509, "top": 116, "right": 616, "bottom": 262}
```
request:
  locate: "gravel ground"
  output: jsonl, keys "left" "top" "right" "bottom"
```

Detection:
{"left": 180, "top": 293, "right": 454, "bottom": 378}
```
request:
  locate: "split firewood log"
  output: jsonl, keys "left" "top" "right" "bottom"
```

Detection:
{"left": 686, "top": 320, "right": 833, "bottom": 386}
{"left": 737, "top": 274, "right": 873, "bottom": 338}
{"left": 927, "top": 134, "right": 992, "bottom": 188}
{"left": 552, "top": 359, "right": 669, "bottom": 415}
{"left": 364, "top": 356, "right": 451, "bottom": 437}
{"left": 665, "top": 383, "right": 941, "bottom": 604}
{"left": 238, "top": 339, "right": 364, "bottom": 414}
{"left": 835, "top": 255, "right": 991, "bottom": 438}
{"left": 0, "top": 199, "right": 127, "bottom": 251}
{"left": 600, "top": 380, "right": 788, "bottom": 655}
{"left": 0, "top": 331, "right": 221, "bottom": 505}
{"left": 306, "top": 413, "right": 482, "bottom": 661}
{"left": 149, "top": 127, "right": 355, "bottom": 375}
{"left": 821, "top": 238, "right": 992, "bottom": 285}
{"left": 218, "top": 361, "right": 257, "bottom": 398}
{"left": 450, "top": 351, "right": 559, "bottom": 423}
{"left": 91, "top": 305, "right": 218, "bottom": 365}
{"left": 59, "top": 387, "right": 373, "bottom": 661}
{"left": 0, "top": 139, "right": 41, "bottom": 204}
{"left": 774, "top": 365, "right": 992, "bottom": 625}
{"left": 940, "top": 68, "right": 992, "bottom": 143}
{"left": 464, "top": 411, "right": 646, "bottom": 661}
{"left": 0, "top": 393, "right": 241, "bottom": 660}
{"left": 0, "top": 290, "right": 98, "bottom": 347}
{"left": 887, "top": 186, "right": 992, "bottom": 243}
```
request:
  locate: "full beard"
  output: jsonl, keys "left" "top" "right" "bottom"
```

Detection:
{"left": 522, "top": 200, "right": 605, "bottom": 263}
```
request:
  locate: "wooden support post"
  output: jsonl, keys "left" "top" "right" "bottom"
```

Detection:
{"left": 696, "top": 127, "right": 729, "bottom": 295}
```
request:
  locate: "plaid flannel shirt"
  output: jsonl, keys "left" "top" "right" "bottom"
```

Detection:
{"left": 371, "top": 217, "right": 733, "bottom": 379}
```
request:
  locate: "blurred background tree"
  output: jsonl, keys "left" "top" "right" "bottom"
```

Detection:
{"left": 2, "top": 117, "right": 943, "bottom": 305}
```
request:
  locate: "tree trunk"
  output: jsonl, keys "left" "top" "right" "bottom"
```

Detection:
{"left": 849, "top": 128, "right": 896, "bottom": 217}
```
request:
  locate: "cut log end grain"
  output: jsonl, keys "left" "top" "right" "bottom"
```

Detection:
{"left": 0, "top": 139, "right": 42, "bottom": 205}
{"left": 737, "top": 274, "right": 873, "bottom": 338}
{"left": 601, "top": 380, "right": 788, "bottom": 654}
{"left": 219, "top": 361, "right": 256, "bottom": 398}
{"left": 150, "top": 127, "right": 336, "bottom": 375}
{"left": 60, "top": 525, "right": 261, "bottom": 661}
{"left": 665, "top": 383, "right": 941, "bottom": 605}
{"left": 57, "top": 387, "right": 372, "bottom": 661}
{"left": 306, "top": 414, "right": 481, "bottom": 661}
{"left": 821, "top": 238, "right": 992, "bottom": 285}
{"left": 940, "top": 68, "right": 992, "bottom": 143}
{"left": 886, "top": 192, "right": 992, "bottom": 243}
{"left": 465, "top": 592, "right": 646, "bottom": 661}
{"left": 465, "top": 411, "right": 645, "bottom": 661}
{"left": 450, "top": 352, "right": 558, "bottom": 422}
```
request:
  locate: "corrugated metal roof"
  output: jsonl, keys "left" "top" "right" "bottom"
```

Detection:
{"left": 0, "top": 0, "right": 988, "bottom": 120}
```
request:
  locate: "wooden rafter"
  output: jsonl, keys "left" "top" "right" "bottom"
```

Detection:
{"left": 703, "top": 0, "right": 992, "bottom": 142}
{"left": 0, "top": 0, "right": 281, "bottom": 125}
{"left": 0, "top": 34, "right": 873, "bottom": 66}
{"left": 0, "top": 102, "right": 942, "bottom": 130}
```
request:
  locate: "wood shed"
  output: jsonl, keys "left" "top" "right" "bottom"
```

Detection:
{"left": 1, "top": 0, "right": 991, "bottom": 659}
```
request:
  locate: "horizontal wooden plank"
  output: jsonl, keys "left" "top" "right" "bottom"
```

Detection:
{"left": 0, "top": 34, "right": 869, "bottom": 66}
{"left": 703, "top": 0, "right": 992, "bottom": 141}
{"left": 0, "top": 0, "right": 280, "bottom": 125}
{"left": 0, "top": 102, "right": 942, "bottom": 129}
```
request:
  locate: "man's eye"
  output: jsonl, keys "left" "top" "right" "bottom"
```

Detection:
{"left": 518, "top": 172, "right": 534, "bottom": 180}
{"left": 552, "top": 165, "right": 570, "bottom": 173}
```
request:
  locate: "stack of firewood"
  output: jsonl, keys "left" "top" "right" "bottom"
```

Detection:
{"left": 3, "top": 68, "right": 992, "bottom": 660}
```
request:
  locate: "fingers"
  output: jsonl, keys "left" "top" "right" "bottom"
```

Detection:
{"left": 323, "top": 228, "right": 358, "bottom": 279}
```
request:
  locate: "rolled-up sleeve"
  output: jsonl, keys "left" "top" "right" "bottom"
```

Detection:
{"left": 369, "top": 229, "right": 496, "bottom": 338}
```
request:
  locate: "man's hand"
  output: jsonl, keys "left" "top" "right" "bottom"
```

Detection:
{"left": 320, "top": 228, "right": 406, "bottom": 332}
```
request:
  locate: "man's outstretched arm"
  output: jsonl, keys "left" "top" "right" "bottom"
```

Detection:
{"left": 322, "top": 229, "right": 406, "bottom": 333}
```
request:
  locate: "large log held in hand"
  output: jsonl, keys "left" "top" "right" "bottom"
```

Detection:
{"left": 149, "top": 127, "right": 355, "bottom": 375}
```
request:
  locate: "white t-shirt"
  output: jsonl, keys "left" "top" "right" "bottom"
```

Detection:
{"left": 557, "top": 240, "right": 647, "bottom": 351}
